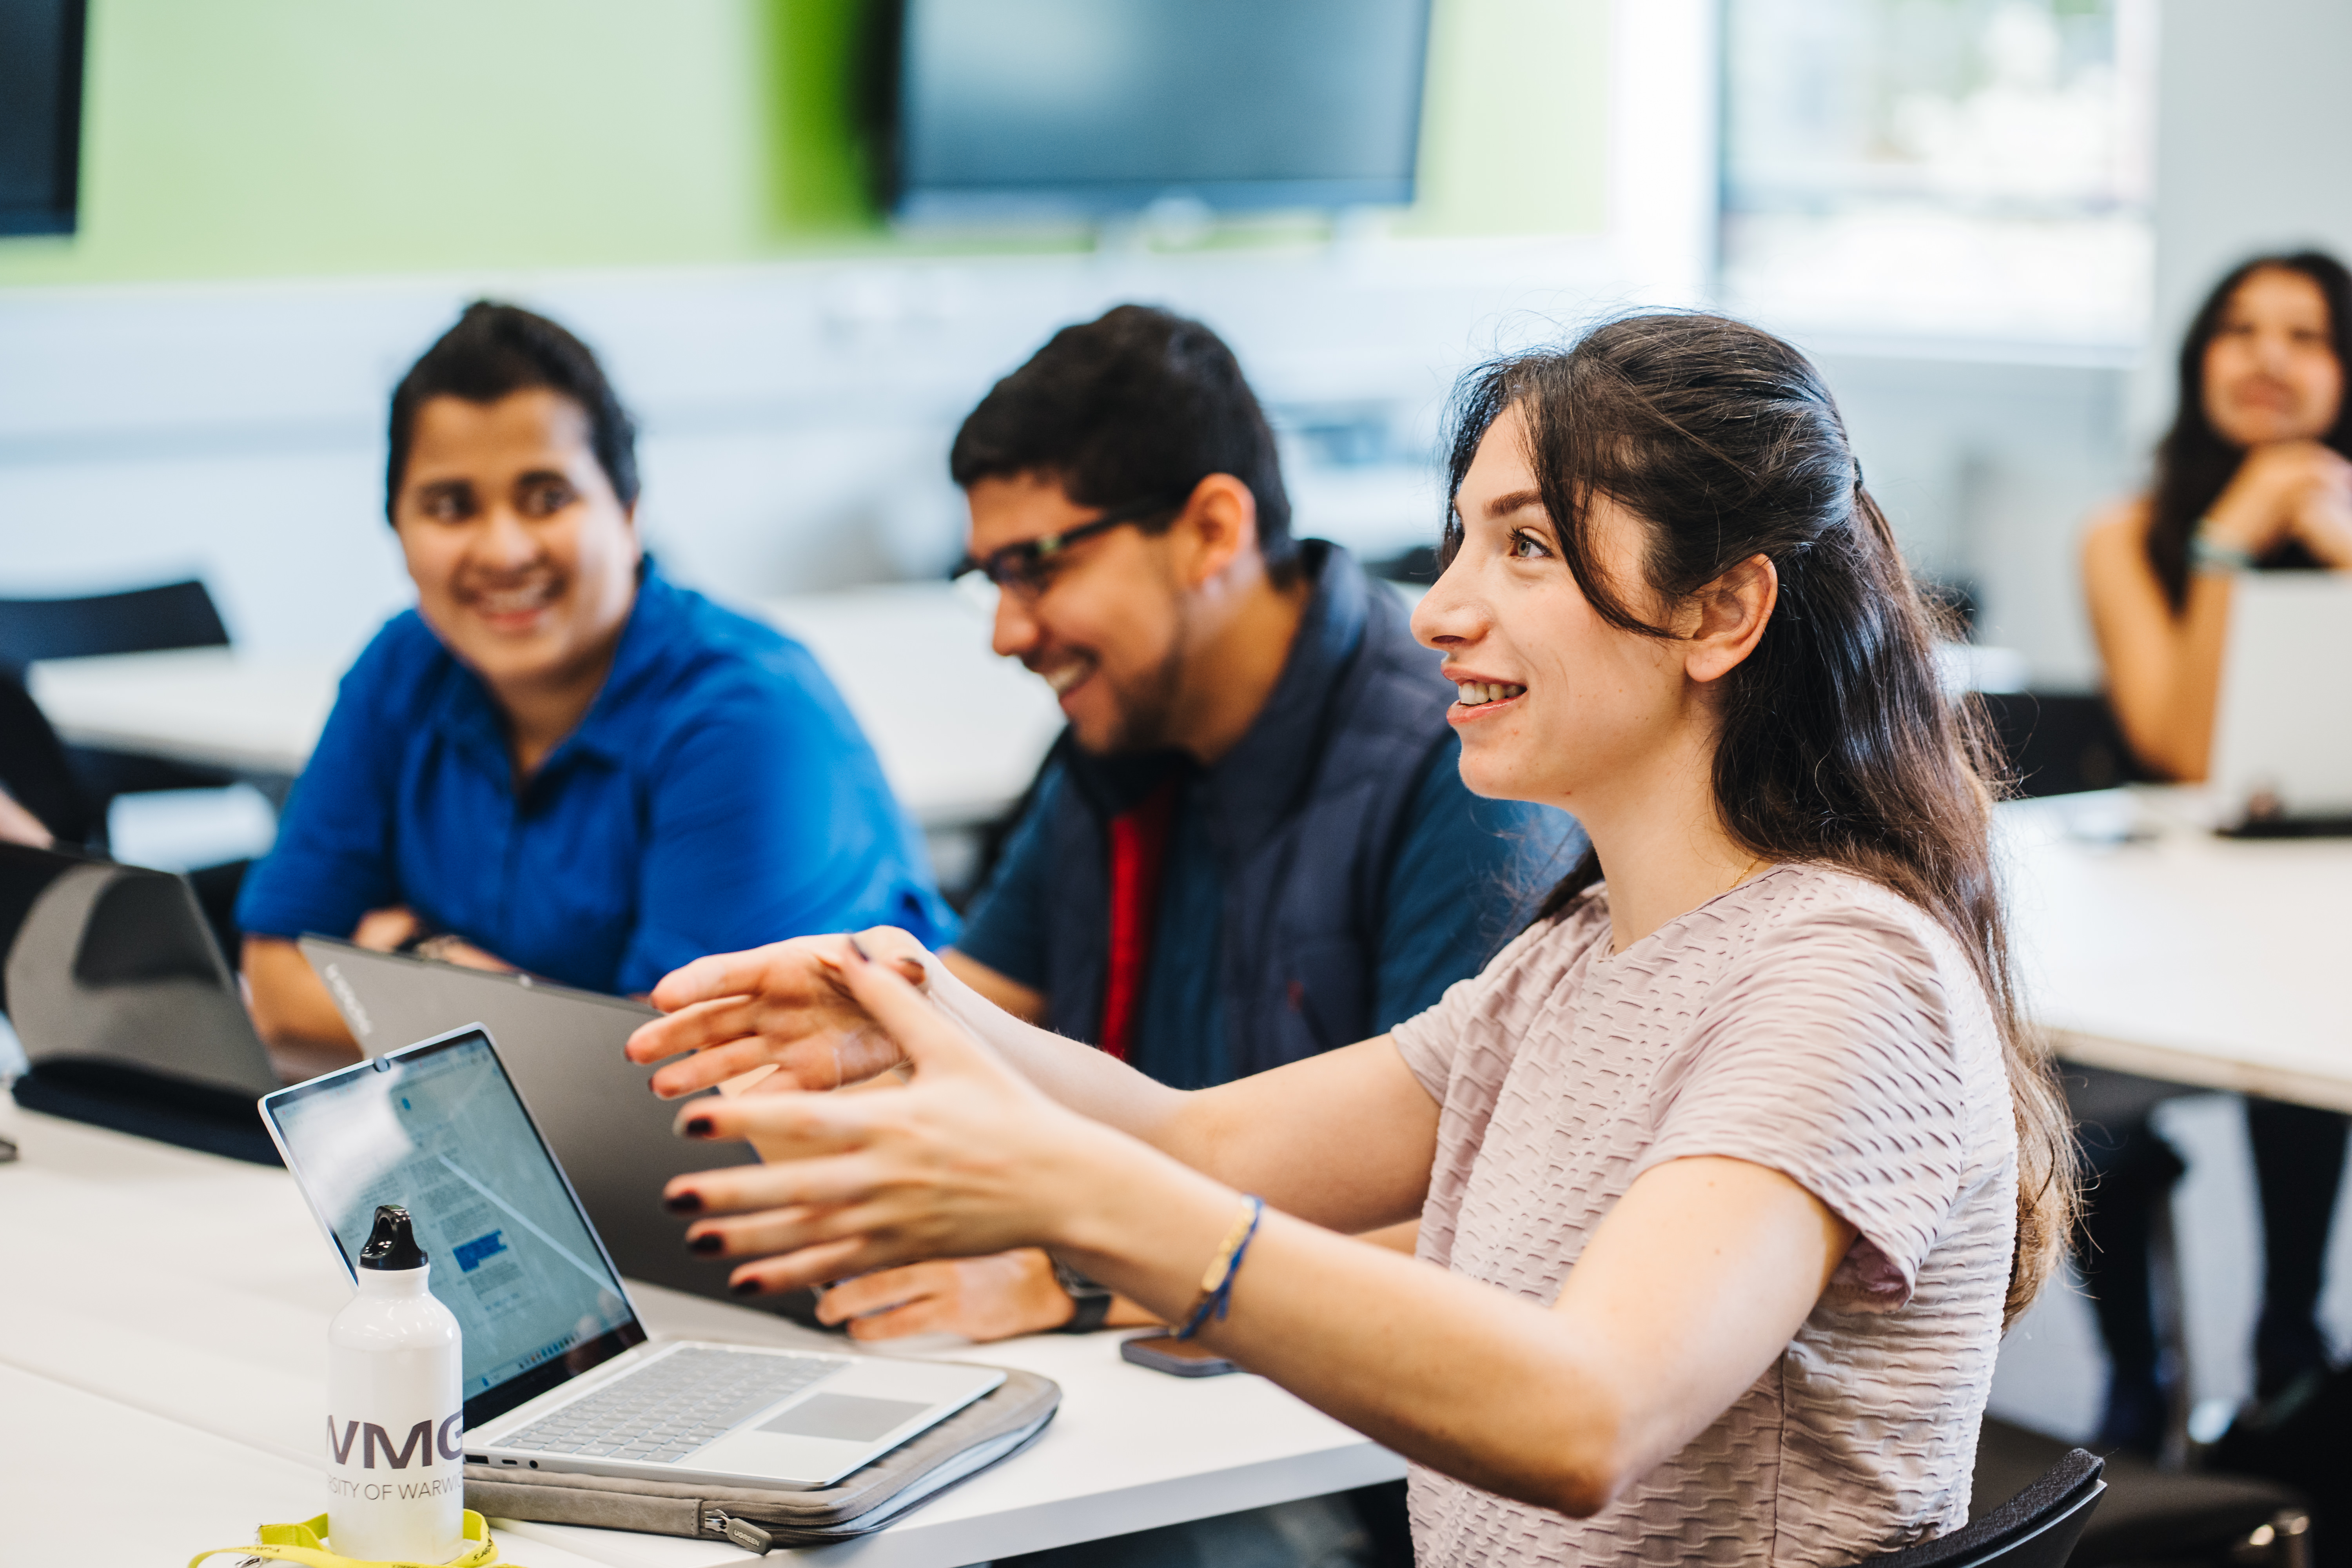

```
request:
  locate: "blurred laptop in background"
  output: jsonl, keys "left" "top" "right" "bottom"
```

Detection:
{"left": 0, "top": 840, "right": 330, "bottom": 1161}
{"left": 2210, "top": 574, "right": 2352, "bottom": 834}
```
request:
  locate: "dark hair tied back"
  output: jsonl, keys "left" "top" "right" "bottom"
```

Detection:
{"left": 1440, "top": 313, "right": 2073, "bottom": 1327}
{"left": 385, "top": 301, "right": 639, "bottom": 522}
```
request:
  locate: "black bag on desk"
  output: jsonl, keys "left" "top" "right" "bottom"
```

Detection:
{"left": 462, "top": 1367, "right": 1060, "bottom": 1553}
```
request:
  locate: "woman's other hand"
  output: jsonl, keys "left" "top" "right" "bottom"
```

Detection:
{"left": 0, "top": 787, "right": 50, "bottom": 849}
{"left": 626, "top": 927, "right": 934, "bottom": 1100}
{"left": 814, "top": 1249, "right": 1076, "bottom": 1341}
{"left": 350, "top": 906, "right": 517, "bottom": 973}
{"left": 661, "top": 938, "right": 1117, "bottom": 1296}
{"left": 351, "top": 905, "right": 424, "bottom": 951}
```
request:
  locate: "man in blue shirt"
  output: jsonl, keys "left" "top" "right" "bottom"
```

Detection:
{"left": 808, "top": 305, "right": 1579, "bottom": 1347}
{"left": 239, "top": 303, "right": 952, "bottom": 1053}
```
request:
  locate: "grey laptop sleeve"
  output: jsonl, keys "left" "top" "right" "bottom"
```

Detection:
{"left": 461, "top": 1366, "right": 1060, "bottom": 1552}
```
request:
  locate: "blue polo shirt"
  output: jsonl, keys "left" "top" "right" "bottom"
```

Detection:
{"left": 238, "top": 570, "right": 956, "bottom": 996}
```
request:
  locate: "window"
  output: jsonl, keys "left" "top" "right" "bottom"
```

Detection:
{"left": 1720, "top": 0, "right": 2156, "bottom": 345}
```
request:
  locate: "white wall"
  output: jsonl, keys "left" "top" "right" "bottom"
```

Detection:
{"left": 2134, "top": 0, "right": 2352, "bottom": 440}
{"left": 0, "top": 241, "right": 1658, "bottom": 660}
{"left": 0, "top": 248, "right": 2135, "bottom": 690}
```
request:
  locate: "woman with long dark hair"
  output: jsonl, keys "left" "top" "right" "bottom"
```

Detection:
{"left": 2076, "top": 253, "right": 2352, "bottom": 1448}
{"left": 631, "top": 314, "right": 2075, "bottom": 1563}
{"left": 2085, "top": 250, "right": 2352, "bottom": 780}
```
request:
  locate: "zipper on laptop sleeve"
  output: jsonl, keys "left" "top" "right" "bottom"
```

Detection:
{"left": 705, "top": 1508, "right": 774, "bottom": 1554}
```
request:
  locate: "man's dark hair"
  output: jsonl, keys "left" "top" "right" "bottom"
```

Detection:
{"left": 385, "top": 301, "right": 640, "bottom": 522}
{"left": 949, "top": 305, "right": 1298, "bottom": 582}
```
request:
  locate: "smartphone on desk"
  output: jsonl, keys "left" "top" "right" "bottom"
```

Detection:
{"left": 1120, "top": 1334, "right": 1240, "bottom": 1377}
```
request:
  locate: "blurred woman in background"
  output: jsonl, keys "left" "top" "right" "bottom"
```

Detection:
{"left": 2078, "top": 252, "right": 2352, "bottom": 1447}
{"left": 2085, "top": 252, "right": 2352, "bottom": 777}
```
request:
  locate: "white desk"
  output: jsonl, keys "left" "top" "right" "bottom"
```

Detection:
{"left": 0, "top": 1363, "right": 620, "bottom": 1568}
{"left": 24, "top": 583, "right": 1063, "bottom": 831}
{"left": 2002, "top": 789, "right": 2352, "bottom": 1113}
{"left": 0, "top": 1100, "right": 1401, "bottom": 1567}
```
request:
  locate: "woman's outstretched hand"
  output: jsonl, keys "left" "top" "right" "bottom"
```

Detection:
{"left": 623, "top": 928, "right": 932, "bottom": 1099}
{"left": 658, "top": 937, "right": 1127, "bottom": 1297}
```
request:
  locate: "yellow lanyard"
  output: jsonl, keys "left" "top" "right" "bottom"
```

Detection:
{"left": 188, "top": 1510, "right": 509, "bottom": 1568}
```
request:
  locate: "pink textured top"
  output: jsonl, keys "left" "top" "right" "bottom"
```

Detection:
{"left": 1390, "top": 864, "right": 2016, "bottom": 1568}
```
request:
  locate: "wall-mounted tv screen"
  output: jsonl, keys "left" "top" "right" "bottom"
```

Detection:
{"left": 0, "top": 0, "right": 87, "bottom": 236}
{"left": 887, "top": 0, "right": 1432, "bottom": 222}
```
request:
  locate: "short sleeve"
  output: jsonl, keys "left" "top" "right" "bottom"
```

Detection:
{"left": 1374, "top": 742, "right": 1586, "bottom": 1032}
{"left": 234, "top": 624, "right": 410, "bottom": 943}
{"left": 1637, "top": 900, "right": 1971, "bottom": 1312}
{"left": 951, "top": 765, "right": 1066, "bottom": 992}
{"left": 1388, "top": 913, "right": 1575, "bottom": 1105}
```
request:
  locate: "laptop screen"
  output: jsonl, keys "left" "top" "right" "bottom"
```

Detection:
{"left": 265, "top": 1028, "right": 648, "bottom": 1423}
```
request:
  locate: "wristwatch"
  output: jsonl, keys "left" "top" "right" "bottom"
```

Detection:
{"left": 1051, "top": 1259, "right": 1115, "bottom": 1333}
{"left": 397, "top": 923, "right": 465, "bottom": 964}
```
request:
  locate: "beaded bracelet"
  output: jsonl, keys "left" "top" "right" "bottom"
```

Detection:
{"left": 1173, "top": 1195, "right": 1265, "bottom": 1340}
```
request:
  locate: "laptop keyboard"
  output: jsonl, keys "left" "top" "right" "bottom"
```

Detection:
{"left": 504, "top": 1345, "right": 851, "bottom": 1464}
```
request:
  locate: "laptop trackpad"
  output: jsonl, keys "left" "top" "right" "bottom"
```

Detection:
{"left": 689, "top": 1423, "right": 919, "bottom": 1488}
{"left": 760, "top": 1394, "right": 931, "bottom": 1443}
{"left": 686, "top": 1359, "right": 1003, "bottom": 1486}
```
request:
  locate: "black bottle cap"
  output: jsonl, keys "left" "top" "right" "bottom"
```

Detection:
{"left": 359, "top": 1204, "right": 428, "bottom": 1271}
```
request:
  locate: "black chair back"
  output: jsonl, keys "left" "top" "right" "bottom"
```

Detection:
{"left": 1976, "top": 691, "right": 2145, "bottom": 799}
{"left": 0, "top": 579, "right": 229, "bottom": 677}
{"left": 0, "top": 670, "right": 98, "bottom": 846}
{"left": 1856, "top": 1450, "right": 2103, "bottom": 1568}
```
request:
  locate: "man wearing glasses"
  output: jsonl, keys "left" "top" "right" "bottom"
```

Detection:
{"left": 809, "top": 305, "right": 1579, "bottom": 1348}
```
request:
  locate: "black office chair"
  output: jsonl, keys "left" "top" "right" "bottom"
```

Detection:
{"left": 0, "top": 578, "right": 229, "bottom": 677}
{"left": 1857, "top": 1447, "right": 2104, "bottom": 1568}
{"left": 0, "top": 670, "right": 100, "bottom": 846}
{"left": 0, "top": 579, "right": 241, "bottom": 806}
{"left": 0, "top": 668, "right": 250, "bottom": 965}
{"left": 1974, "top": 1417, "right": 2312, "bottom": 1568}
{"left": 1975, "top": 691, "right": 2147, "bottom": 799}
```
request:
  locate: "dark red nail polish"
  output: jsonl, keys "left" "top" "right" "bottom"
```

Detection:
{"left": 684, "top": 1116, "right": 715, "bottom": 1138}
{"left": 847, "top": 935, "right": 872, "bottom": 963}
{"left": 729, "top": 1276, "right": 762, "bottom": 1296}
{"left": 664, "top": 1191, "right": 702, "bottom": 1214}
{"left": 688, "top": 1231, "right": 724, "bottom": 1255}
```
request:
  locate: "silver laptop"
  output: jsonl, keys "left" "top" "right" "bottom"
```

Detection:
{"left": 297, "top": 936, "right": 759, "bottom": 1303}
{"left": 261, "top": 1025, "right": 1003, "bottom": 1488}
{"left": 2210, "top": 573, "right": 2352, "bottom": 832}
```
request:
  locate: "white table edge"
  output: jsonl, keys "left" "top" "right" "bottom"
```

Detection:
{"left": 2051, "top": 1029, "right": 2352, "bottom": 1116}
{"left": 44, "top": 717, "right": 302, "bottom": 777}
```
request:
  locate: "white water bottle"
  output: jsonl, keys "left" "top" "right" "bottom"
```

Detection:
{"left": 327, "top": 1204, "right": 466, "bottom": 1562}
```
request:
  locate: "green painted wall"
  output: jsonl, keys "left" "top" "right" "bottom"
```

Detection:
{"left": 0, "top": 0, "right": 1608, "bottom": 289}
{"left": 1409, "top": 0, "right": 1612, "bottom": 238}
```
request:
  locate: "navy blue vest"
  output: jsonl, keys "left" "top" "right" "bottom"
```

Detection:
{"left": 1038, "top": 542, "right": 1459, "bottom": 1077}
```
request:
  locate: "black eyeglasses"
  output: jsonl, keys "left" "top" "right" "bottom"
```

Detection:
{"left": 949, "top": 492, "right": 1188, "bottom": 598}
